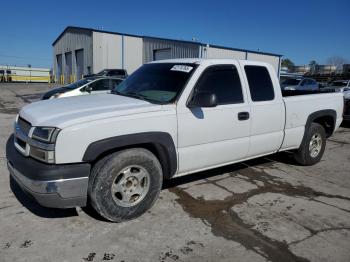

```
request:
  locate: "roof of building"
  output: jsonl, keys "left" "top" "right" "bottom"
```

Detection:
{"left": 52, "top": 26, "right": 282, "bottom": 57}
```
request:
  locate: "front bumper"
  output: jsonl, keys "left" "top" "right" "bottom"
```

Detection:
{"left": 6, "top": 135, "right": 90, "bottom": 208}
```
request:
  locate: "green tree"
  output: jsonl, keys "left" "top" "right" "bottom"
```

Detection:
{"left": 309, "top": 60, "right": 318, "bottom": 74}
{"left": 281, "top": 58, "right": 295, "bottom": 71}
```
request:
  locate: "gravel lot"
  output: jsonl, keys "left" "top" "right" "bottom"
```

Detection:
{"left": 1, "top": 83, "right": 350, "bottom": 262}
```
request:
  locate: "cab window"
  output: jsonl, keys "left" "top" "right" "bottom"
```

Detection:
{"left": 193, "top": 65, "right": 244, "bottom": 105}
{"left": 245, "top": 66, "right": 274, "bottom": 102}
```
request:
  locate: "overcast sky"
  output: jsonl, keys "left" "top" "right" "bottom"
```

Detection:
{"left": 0, "top": 0, "right": 349, "bottom": 68}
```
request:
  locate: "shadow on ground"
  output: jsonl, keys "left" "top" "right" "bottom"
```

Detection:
{"left": 10, "top": 176, "right": 78, "bottom": 219}
{"left": 9, "top": 152, "right": 298, "bottom": 220}
{"left": 163, "top": 151, "right": 298, "bottom": 189}
{"left": 341, "top": 121, "right": 350, "bottom": 128}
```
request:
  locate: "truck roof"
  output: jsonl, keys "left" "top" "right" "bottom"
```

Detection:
{"left": 149, "top": 58, "right": 271, "bottom": 67}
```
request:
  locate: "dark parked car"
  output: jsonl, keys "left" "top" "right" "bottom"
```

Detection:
{"left": 84, "top": 69, "right": 128, "bottom": 79}
{"left": 344, "top": 91, "right": 350, "bottom": 122}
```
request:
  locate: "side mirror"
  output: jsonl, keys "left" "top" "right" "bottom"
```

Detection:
{"left": 85, "top": 86, "right": 92, "bottom": 93}
{"left": 188, "top": 92, "right": 217, "bottom": 108}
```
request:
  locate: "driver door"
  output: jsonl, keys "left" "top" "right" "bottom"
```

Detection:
{"left": 177, "top": 63, "right": 251, "bottom": 174}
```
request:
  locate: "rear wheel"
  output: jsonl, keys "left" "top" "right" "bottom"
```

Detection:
{"left": 294, "top": 123, "right": 326, "bottom": 166}
{"left": 88, "top": 148, "right": 163, "bottom": 222}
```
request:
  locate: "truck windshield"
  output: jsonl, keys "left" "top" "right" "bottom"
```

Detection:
{"left": 113, "top": 63, "right": 197, "bottom": 104}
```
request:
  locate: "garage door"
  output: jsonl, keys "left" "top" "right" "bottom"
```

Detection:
{"left": 65, "top": 52, "right": 72, "bottom": 83}
{"left": 153, "top": 48, "right": 171, "bottom": 61}
{"left": 56, "top": 54, "right": 62, "bottom": 82}
{"left": 75, "top": 49, "right": 84, "bottom": 80}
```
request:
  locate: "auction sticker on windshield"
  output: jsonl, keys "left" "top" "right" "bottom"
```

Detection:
{"left": 171, "top": 65, "right": 193, "bottom": 73}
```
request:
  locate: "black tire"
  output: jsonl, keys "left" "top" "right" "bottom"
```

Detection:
{"left": 88, "top": 148, "right": 163, "bottom": 222}
{"left": 294, "top": 123, "right": 326, "bottom": 166}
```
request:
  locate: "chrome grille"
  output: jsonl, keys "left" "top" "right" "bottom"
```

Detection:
{"left": 17, "top": 117, "right": 32, "bottom": 136}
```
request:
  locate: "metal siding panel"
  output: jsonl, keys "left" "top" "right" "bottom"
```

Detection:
{"left": 154, "top": 48, "right": 171, "bottom": 60}
{"left": 143, "top": 38, "right": 200, "bottom": 63}
{"left": 247, "top": 53, "right": 280, "bottom": 74}
{"left": 64, "top": 52, "right": 72, "bottom": 83}
{"left": 52, "top": 28, "right": 92, "bottom": 80}
{"left": 206, "top": 47, "right": 246, "bottom": 59}
{"left": 123, "top": 36, "right": 143, "bottom": 74}
{"left": 92, "top": 32, "right": 122, "bottom": 73}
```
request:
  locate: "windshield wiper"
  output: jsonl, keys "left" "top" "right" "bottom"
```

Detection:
{"left": 111, "top": 90, "right": 164, "bottom": 104}
{"left": 124, "top": 92, "right": 164, "bottom": 104}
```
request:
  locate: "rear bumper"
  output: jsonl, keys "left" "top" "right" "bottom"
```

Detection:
{"left": 6, "top": 135, "right": 90, "bottom": 208}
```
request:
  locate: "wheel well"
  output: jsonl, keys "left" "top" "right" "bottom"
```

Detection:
{"left": 90, "top": 143, "right": 174, "bottom": 179}
{"left": 313, "top": 115, "right": 335, "bottom": 137}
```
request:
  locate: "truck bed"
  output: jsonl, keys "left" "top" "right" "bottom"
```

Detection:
{"left": 280, "top": 91, "right": 344, "bottom": 151}
{"left": 282, "top": 89, "right": 337, "bottom": 97}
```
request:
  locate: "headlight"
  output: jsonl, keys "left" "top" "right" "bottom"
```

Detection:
{"left": 32, "top": 127, "right": 60, "bottom": 143}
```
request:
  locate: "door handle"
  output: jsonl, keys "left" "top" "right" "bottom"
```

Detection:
{"left": 238, "top": 112, "right": 250, "bottom": 121}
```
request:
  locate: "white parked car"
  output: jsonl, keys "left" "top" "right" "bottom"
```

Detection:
{"left": 42, "top": 77, "right": 123, "bottom": 100}
{"left": 323, "top": 80, "right": 350, "bottom": 92}
{"left": 7, "top": 59, "right": 343, "bottom": 222}
{"left": 281, "top": 77, "right": 319, "bottom": 91}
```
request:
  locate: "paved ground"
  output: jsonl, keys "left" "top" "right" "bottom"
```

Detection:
{"left": 1, "top": 83, "right": 350, "bottom": 262}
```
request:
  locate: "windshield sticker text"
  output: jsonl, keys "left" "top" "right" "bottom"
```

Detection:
{"left": 171, "top": 65, "right": 193, "bottom": 73}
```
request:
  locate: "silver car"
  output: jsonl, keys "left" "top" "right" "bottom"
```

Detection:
{"left": 323, "top": 80, "right": 350, "bottom": 92}
{"left": 281, "top": 77, "right": 319, "bottom": 91}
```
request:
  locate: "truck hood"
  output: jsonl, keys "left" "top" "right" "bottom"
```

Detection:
{"left": 19, "top": 94, "right": 163, "bottom": 128}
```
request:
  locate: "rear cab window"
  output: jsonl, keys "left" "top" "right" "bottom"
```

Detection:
{"left": 244, "top": 65, "right": 275, "bottom": 102}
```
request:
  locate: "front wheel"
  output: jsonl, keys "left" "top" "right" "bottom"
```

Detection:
{"left": 294, "top": 123, "right": 326, "bottom": 166}
{"left": 88, "top": 148, "right": 163, "bottom": 222}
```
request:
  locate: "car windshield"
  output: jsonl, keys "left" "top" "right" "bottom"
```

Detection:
{"left": 330, "top": 81, "right": 348, "bottom": 87}
{"left": 282, "top": 78, "right": 301, "bottom": 85}
{"left": 65, "top": 78, "right": 93, "bottom": 89}
{"left": 113, "top": 63, "right": 197, "bottom": 104}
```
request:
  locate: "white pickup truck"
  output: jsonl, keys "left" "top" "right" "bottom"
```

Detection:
{"left": 6, "top": 59, "right": 343, "bottom": 222}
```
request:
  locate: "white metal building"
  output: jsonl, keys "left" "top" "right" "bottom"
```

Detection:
{"left": 53, "top": 26, "right": 282, "bottom": 83}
